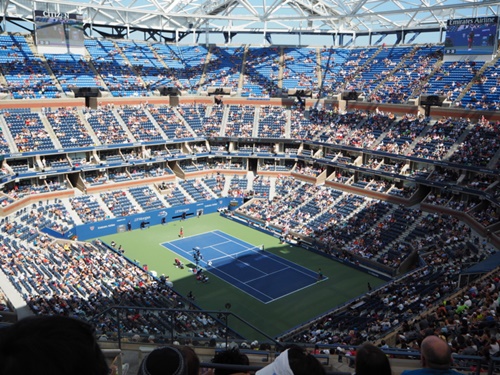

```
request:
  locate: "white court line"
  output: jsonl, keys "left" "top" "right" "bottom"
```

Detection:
{"left": 161, "top": 241, "right": 188, "bottom": 254}
{"left": 208, "top": 231, "right": 317, "bottom": 281}
{"left": 211, "top": 230, "right": 314, "bottom": 278}
{"left": 204, "top": 239, "right": 237, "bottom": 249}
{"left": 163, "top": 230, "right": 319, "bottom": 303}
{"left": 265, "top": 278, "right": 328, "bottom": 304}
{"left": 210, "top": 265, "right": 274, "bottom": 301}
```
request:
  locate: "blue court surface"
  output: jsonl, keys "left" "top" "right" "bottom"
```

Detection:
{"left": 162, "top": 230, "right": 324, "bottom": 303}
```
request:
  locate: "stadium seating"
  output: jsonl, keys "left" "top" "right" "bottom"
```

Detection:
{"left": 177, "top": 103, "right": 207, "bottom": 137}
{"left": 0, "top": 36, "right": 497, "bottom": 112}
{"left": 282, "top": 47, "right": 318, "bottom": 93}
{"left": 3, "top": 111, "right": 56, "bottom": 152}
{"left": 155, "top": 44, "right": 209, "bottom": 93}
{"left": 449, "top": 118, "right": 500, "bottom": 169}
{"left": 114, "top": 39, "right": 167, "bottom": 92}
{"left": 69, "top": 195, "right": 107, "bottom": 223}
{"left": 84, "top": 39, "right": 147, "bottom": 97}
{"left": 201, "top": 46, "right": 244, "bottom": 91}
{"left": 372, "top": 45, "right": 443, "bottom": 104}
{"left": 226, "top": 105, "right": 255, "bottom": 137}
{"left": 179, "top": 179, "right": 214, "bottom": 201}
{"left": 129, "top": 186, "right": 167, "bottom": 211}
{"left": 45, "top": 53, "right": 103, "bottom": 93}
{"left": 0, "top": 33, "right": 499, "bottom": 369}
{"left": 425, "top": 60, "right": 484, "bottom": 103}
{"left": 202, "top": 175, "right": 225, "bottom": 197}
{"left": 116, "top": 105, "right": 164, "bottom": 142}
{"left": 45, "top": 108, "right": 94, "bottom": 149}
{"left": 84, "top": 106, "right": 132, "bottom": 145}
{"left": 258, "top": 105, "right": 287, "bottom": 138}
{"left": 460, "top": 58, "right": 500, "bottom": 110}
{"left": 243, "top": 47, "right": 281, "bottom": 97}
{"left": 0, "top": 35, "right": 59, "bottom": 99}
{"left": 149, "top": 105, "right": 193, "bottom": 140}
{"left": 408, "top": 117, "right": 470, "bottom": 160}
{"left": 320, "top": 47, "right": 350, "bottom": 96}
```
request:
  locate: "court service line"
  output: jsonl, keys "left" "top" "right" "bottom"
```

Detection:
{"left": 210, "top": 266, "right": 274, "bottom": 302}
{"left": 212, "top": 230, "right": 317, "bottom": 279}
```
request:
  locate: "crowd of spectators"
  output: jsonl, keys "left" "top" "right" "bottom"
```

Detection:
{"left": 45, "top": 107, "right": 94, "bottom": 148}
{"left": 0, "top": 102, "right": 497, "bottom": 181}
{"left": 69, "top": 195, "right": 107, "bottom": 223}
{"left": 4, "top": 111, "right": 54, "bottom": 152}
{"left": 101, "top": 190, "right": 138, "bottom": 216}
{"left": 409, "top": 117, "right": 470, "bottom": 160}
{"left": 88, "top": 40, "right": 148, "bottom": 97}
{"left": 83, "top": 104, "right": 132, "bottom": 145}
{"left": 371, "top": 46, "right": 442, "bottom": 105}
{"left": 294, "top": 162, "right": 324, "bottom": 177}
{"left": 201, "top": 105, "right": 224, "bottom": 137}
{"left": 0, "top": 38, "right": 60, "bottom": 100}
{"left": 375, "top": 113, "right": 429, "bottom": 155}
{"left": 149, "top": 105, "right": 194, "bottom": 140}
{"left": 282, "top": 47, "right": 318, "bottom": 92}
{"left": 0, "top": 157, "right": 497, "bottom": 371}
{"left": 377, "top": 273, "right": 500, "bottom": 371}
{"left": 116, "top": 104, "right": 164, "bottom": 142}
{"left": 258, "top": 105, "right": 287, "bottom": 138}
{"left": 242, "top": 47, "right": 281, "bottom": 97}
{"left": 287, "top": 210, "right": 497, "bottom": 349}
{"left": 449, "top": 117, "right": 500, "bottom": 169}
{"left": 237, "top": 169, "right": 498, "bottom": 273}
{"left": 201, "top": 46, "right": 243, "bottom": 90}
{"left": 0, "top": 199, "right": 241, "bottom": 343}
{"left": 225, "top": 105, "right": 255, "bottom": 138}
{"left": 3, "top": 34, "right": 500, "bottom": 111}
{"left": 1, "top": 36, "right": 500, "bottom": 370}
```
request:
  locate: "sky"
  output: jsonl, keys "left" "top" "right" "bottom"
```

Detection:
{"left": 0, "top": 0, "right": 475, "bottom": 48}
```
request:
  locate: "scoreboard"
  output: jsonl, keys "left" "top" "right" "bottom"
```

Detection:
{"left": 444, "top": 16, "right": 499, "bottom": 55}
{"left": 34, "top": 10, "right": 84, "bottom": 54}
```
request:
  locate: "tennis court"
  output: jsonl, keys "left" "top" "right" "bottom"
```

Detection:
{"left": 99, "top": 213, "right": 384, "bottom": 338}
{"left": 163, "top": 230, "right": 324, "bottom": 303}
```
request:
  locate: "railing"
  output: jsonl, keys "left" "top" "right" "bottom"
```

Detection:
{"left": 91, "top": 305, "right": 280, "bottom": 349}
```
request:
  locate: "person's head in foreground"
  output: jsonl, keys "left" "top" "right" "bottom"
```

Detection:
{"left": 137, "top": 345, "right": 200, "bottom": 375}
{"left": 0, "top": 315, "right": 109, "bottom": 375}
{"left": 256, "top": 345, "right": 325, "bottom": 375}
{"left": 402, "top": 335, "right": 462, "bottom": 375}
{"left": 355, "top": 342, "right": 392, "bottom": 375}
{"left": 210, "top": 347, "right": 250, "bottom": 375}
{"left": 420, "top": 335, "right": 454, "bottom": 370}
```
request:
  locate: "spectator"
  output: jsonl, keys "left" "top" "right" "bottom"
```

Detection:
{"left": 0, "top": 315, "right": 109, "bottom": 375}
{"left": 137, "top": 345, "right": 200, "bottom": 375}
{"left": 401, "top": 335, "right": 462, "bottom": 375}
{"left": 256, "top": 345, "right": 325, "bottom": 375}
{"left": 208, "top": 347, "right": 250, "bottom": 375}
{"left": 355, "top": 343, "right": 392, "bottom": 375}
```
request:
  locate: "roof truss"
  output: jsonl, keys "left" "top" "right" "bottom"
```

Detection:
{"left": 1, "top": 0, "right": 499, "bottom": 36}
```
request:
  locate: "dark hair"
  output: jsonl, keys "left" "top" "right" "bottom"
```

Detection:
{"left": 138, "top": 345, "right": 200, "bottom": 375}
{"left": 355, "top": 343, "right": 392, "bottom": 375}
{"left": 286, "top": 345, "right": 325, "bottom": 375}
{"left": 182, "top": 346, "right": 201, "bottom": 375}
{"left": 211, "top": 348, "right": 250, "bottom": 375}
{"left": 0, "top": 315, "right": 109, "bottom": 375}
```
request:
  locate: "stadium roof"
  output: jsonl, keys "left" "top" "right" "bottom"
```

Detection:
{"left": 2, "top": 0, "right": 500, "bottom": 42}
